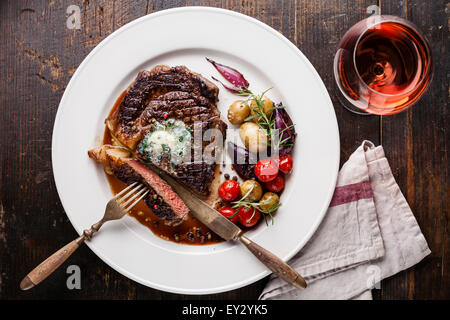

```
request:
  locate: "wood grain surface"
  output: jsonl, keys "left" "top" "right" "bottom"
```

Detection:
{"left": 0, "top": 0, "right": 448, "bottom": 299}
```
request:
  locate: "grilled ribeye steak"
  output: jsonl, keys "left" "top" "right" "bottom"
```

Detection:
{"left": 106, "top": 65, "right": 227, "bottom": 195}
{"left": 88, "top": 145, "right": 189, "bottom": 226}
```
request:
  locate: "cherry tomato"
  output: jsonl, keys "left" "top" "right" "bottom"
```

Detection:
{"left": 278, "top": 155, "right": 293, "bottom": 174}
{"left": 237, "top": 206, "right": 261, "bottom": 227}
{"left": 218, "top": 179, "right": 240, "bottom": 202}
{"left": 265, "top": 175, "right": 285, "bottom": 193}
{"left": 254, "top": 159, "right": 278, "bottom": 182}
{"left": 218, "top": 206, "right": 239, "bottom": 223}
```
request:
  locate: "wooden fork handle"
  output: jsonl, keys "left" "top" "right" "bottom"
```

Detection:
{"left": 20, "top": 235, "right": 85, "bottom": 290}
{"left": 20, "top": 220, "right": 104, "bottom": 290}
{"left": 239, "top": 235, "right": 307, "bottom": 289}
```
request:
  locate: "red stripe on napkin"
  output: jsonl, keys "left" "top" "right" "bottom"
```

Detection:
{"left": 329, "top": 181, "right": 373, "bottom": 207}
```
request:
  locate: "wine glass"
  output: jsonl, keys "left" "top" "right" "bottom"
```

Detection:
{"left": 333, "top": 15, "right": 432, "bottom": 115}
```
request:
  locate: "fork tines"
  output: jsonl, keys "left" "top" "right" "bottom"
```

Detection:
{"left": 114, "top": 182, "right": 149, "bottom": 212}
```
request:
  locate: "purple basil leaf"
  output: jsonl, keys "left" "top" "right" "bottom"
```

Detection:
{"left": 227, "top": 142, "right": 257, "bottom": 180}
{"left": 273, "top": 104, "right": 296, "bottom": 155}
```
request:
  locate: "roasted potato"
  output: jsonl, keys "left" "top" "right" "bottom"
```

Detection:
{"left": 240, "top": 180, "right": 263, "bottom": 202}
{"left": 259, "top": 192, "right": 280, "bottom": 211}
{"left": 239, "top": 122, "right": 268, "bottom": 153}
{"left": 250, "top": 97, "right": 274, "bottom": 121}
{"left": 227, "top": 100, "right": 250, "bottom": 125}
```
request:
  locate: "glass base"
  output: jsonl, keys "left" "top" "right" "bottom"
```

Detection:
{"left": 340, "top": 100, "right": 373, "bottom": 115}
{"left": 333, "top": 81, "right": 374, "bottom": 116}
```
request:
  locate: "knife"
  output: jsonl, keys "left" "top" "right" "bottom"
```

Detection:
{"left": 150, "top": 166, "right": 307, "bottom": 290}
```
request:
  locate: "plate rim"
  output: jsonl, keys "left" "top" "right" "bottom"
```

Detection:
{"left": 52, "top": 6, "right": 340, "bottom": 294}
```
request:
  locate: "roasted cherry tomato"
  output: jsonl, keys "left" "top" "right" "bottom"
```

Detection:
{"left": 265, "top": 175, "right": 285, "bottom": 193}
{"left": 237, "top": 206, "right": 261, "bottom": 227}
{"left": 254, "top": 159, "right": 278, "bottom": 182}
{"left": 278, "top": 155, "right": 293, "bottom": 174}
{"left": 218, "top": 179, "right": 240, "bottom": 202}
{"left": 218, "top": 206, "right": 239, "bottom": 223}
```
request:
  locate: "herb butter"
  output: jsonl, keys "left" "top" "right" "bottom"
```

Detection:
{"left": 139, "top": 119, "right": 191, "bottom": 166}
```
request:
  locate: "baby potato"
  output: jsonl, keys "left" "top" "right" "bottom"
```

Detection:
{"left": 240, "top": 180, "right": 263, "bottom": 202}
{"left": 259, "top": 192, "right": 280, "bottom": 212}
{"left": 250, "top": 97, "right": 274, "bottom": 121}
{"left": 239, "top": 122, "right": 268, "bottom": 153}
{"left": 227, "top": 100, "right": 250, "bottom": 125}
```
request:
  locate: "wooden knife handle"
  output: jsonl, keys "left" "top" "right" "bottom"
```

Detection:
{"left": 20, "top": 235, "right": 85, "bottom": 290}
{"left": 239, "top": 235, "right": 307, "bottom": 289}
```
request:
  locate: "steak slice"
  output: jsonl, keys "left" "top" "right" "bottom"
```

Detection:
{"left": 88, "top": 145, "right": 189, "bottom": 226}
{"left": 106, "top": 65, "right": 227, "bottom": 196}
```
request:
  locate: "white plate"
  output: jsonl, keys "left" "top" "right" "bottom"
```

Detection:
{"left": 52, "top": 7, "right": 339, "bottom": 294}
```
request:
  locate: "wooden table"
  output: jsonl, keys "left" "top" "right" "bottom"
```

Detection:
{"left": 0, "top": 0, "right": 447, "bottom": 300}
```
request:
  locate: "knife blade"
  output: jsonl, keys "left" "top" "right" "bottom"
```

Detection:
{"left": 148, "top": 164, "right": 307, "bottom": 289}
{"left": 148, "top": 165, "right": 242, "bottom": 241}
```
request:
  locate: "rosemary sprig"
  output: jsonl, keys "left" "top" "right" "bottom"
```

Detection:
{"left": 242, "top": 87, "right": 273, "bottom": 131}
{"left": 238, "top": 87, "right": 292, "bottom": 151}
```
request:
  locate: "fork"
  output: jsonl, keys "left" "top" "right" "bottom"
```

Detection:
{"left": 20, "top": 182, "right": 149, "bottom": 290}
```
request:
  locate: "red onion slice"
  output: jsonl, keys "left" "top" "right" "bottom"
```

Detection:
{"left": 211, "top": 76, "right": 242, "bottom": 94}
{"left": 206, "top": 57, "right": 249, "bottom": 89}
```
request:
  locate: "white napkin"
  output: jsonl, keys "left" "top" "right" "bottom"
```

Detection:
{"left": 259, "top": 141, "right": 430, "bottom": 300}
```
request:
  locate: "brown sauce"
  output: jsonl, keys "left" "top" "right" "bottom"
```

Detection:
{"left": 102, "top": 90, "right": 223, "bottom": 245}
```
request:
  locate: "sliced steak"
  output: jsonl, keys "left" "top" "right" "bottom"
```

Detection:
{"left": 88, "top": 145, "right": 189, "bottom": 226}
{"left": 106, "top": 65, "right": 226, "bottom": 196}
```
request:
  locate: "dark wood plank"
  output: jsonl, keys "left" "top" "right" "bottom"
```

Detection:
{"left": 407, "top": 1, "right": 449, "bottom": 300}
{"left": 0, "top": 0, "right": 267, "bottom": 300}
{"left": 0, "top": 0, "right": 447, "bottom": 300}
{"left": 373, "top": 0, "right": 411, "bottom": 300}
{"left": 378, "top": 0, "right": 449, "bottom": 300}
{"left": 294, "top": 0, "right": 381, "bottom": 166}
